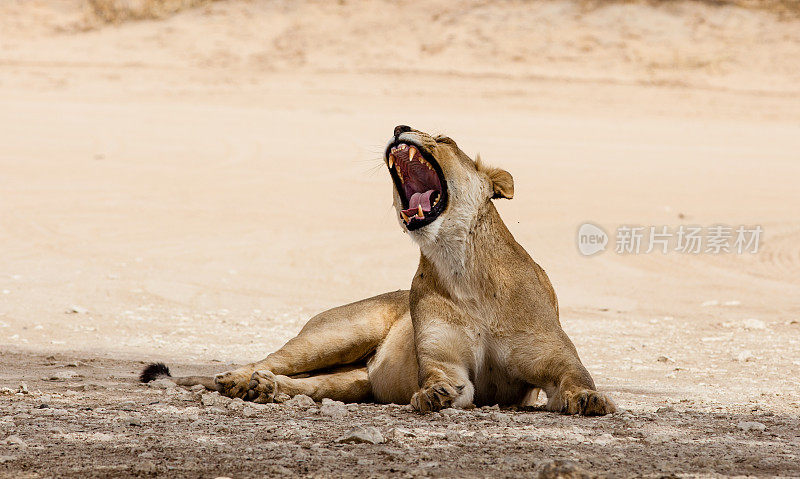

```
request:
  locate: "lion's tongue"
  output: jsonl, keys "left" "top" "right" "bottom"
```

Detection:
{"left": 403, "top": 190, "right": 435, "bottom": 217}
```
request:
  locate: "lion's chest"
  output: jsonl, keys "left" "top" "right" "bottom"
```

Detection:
{"left": 471, "top": 336, "right": 527, "bottom": 406}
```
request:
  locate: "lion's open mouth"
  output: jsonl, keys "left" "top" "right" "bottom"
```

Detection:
{"left": 386, "top": 142, "right": 447, "bottom": 231}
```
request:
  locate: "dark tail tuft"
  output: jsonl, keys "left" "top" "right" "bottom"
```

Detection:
{"left": 140, "top": 362, "right": 171, "bottom": 383}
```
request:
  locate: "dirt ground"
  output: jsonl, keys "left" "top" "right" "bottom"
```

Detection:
{"left": 1, "top": 351, "right": 799, "bottom": 478}
{"left": 1, "top": 0, "right": 800, "bottom": 477}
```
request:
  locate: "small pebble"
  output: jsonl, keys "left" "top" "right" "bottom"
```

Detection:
{"left": 735, "top": 351, "right": 755, "bottom": 362}
{"left": 242, "top": 406, "right": 259, "bottom": 417}
{"left": 200, "top": 392, "right": 226, "bottom": 407}
{"left": 285, "top": 394, "right": 316, "bottom": 409}
{"left": 148, "top": 378, "right": 176, "bottom": 389}
{"left": 386, "top": 427, "right": 415, "bottom": 440}
{"left": 737, "top": 421, "right": 766, "bottom": 433}
{"left": 489, "top": 412, "right": 509, "bottom": 422}
{"left": 537, "top": 459, "right": 593, "bottom": 478}
{"left": 3, "top": 435, "right": 27, "bottom": 448}
{"left": 742, "top": 319, "right": 766, "bottom": 330}
{"left": 48, "top": 371, "right": 79, "bottom": 381}
{"left": 335, "top": 426, "right": 384, "bottom": 444}
{"left": 320, "top": 398, "right": 347, "bottom": 418}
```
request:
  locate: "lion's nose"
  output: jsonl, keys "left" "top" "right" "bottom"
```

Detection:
{"left": 394, "top": 125, "right": 412, "bottom": 137}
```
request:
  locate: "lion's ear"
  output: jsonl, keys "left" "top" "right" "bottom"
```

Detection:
{"left": 488, "top": 168, "right": 514, "bottom": 199}
{"left": 476, "top": 155, "right": 514, "bottom": 200}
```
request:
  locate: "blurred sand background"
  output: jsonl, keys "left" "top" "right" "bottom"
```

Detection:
{"left": 1, "top": 0, "right": 800, "bottom": 476}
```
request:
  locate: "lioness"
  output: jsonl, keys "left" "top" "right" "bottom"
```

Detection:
{"left": 142, "top": 125, "right": 616, "bottom": 415}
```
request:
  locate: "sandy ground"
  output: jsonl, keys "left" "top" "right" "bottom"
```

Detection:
{"left": 1, "top": 0, "right": 800, "bottom": 477}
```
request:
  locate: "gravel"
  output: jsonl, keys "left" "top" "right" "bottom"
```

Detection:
{"left": 0, "top": 352, "right": 798, "bottom": 478}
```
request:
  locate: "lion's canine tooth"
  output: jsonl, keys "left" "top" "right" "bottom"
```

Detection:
{"left": 418, "top": 205, "right": 424, "bottom": 217}
{"left": 388, "top": 154, "right": 395, "bottom": 168}
{"left": 400, "top": 211, "right": 409, "bottom": 223}
{"left": 409, "top": 147, "right": 417, "bottom": 162}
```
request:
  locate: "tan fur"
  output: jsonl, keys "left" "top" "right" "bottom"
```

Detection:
{"left": 206, "top": 127, "right": 616, "bottom": 415}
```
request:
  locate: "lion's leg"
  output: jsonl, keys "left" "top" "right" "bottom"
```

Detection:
{"left": 248, "top": 364, "right": 371, "bottom": 403}
{"left": 509, "top": 332, "right": 616, "bottom": 416}
{"left": 216, "top": 290, "right": 408, "bottom": 398}
{"left": 410, "top": 295, "right": 476, "bottom": 412}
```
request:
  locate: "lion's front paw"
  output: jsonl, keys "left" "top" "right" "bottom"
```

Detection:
{"left": 247, "top": 370, "right": 279, "bottom": 404}
{"left": 411, "top": 381, "right": 465, "bottom": 413}
{"left": 214, "top": 368, "right": 253, "bottom": 399}
{"left": 553, "top": 389, "right": 617, "bottom": 416}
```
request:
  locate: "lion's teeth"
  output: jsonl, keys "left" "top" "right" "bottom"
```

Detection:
{"left": 409, "top": 147, "right": 417, "bottom": 162}
{"left": 388, "top": 155, "right": 394, "bottom": 168}
{"left": 400, "top": 211, "right": 409, "bottom": 223}
{"left": 418, "top": 205, "right": 424, "bottom": 218}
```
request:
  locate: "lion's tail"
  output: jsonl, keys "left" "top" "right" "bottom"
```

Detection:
{"left": 139, "top": 362, "right": 220, "bottom": 391}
